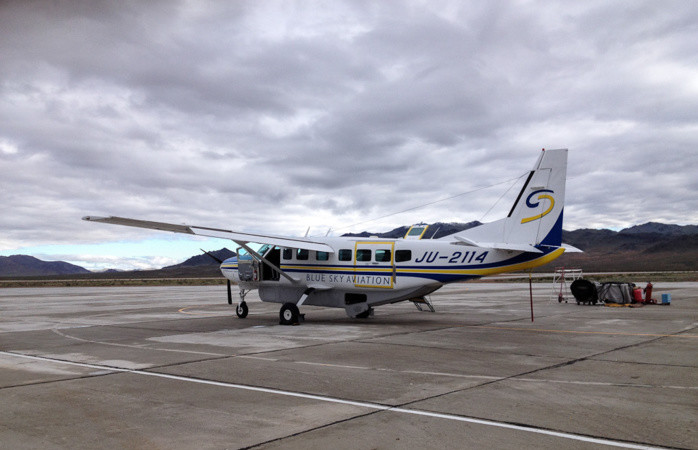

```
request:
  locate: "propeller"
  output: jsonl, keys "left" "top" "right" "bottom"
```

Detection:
{"left": 201, "top": 249, "right": 233, "bottom": 305}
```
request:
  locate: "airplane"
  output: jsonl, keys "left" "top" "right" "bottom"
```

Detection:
{"left": 83, "top": 148, "right": 580, "bottom": 325}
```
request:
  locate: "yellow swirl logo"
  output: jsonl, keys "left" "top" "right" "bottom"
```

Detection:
{"left": 521, "top": 189, "right": 555, "bottom": 224}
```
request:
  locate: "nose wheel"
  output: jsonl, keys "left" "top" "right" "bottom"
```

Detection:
{"left": 235, "top": 289, "right": 250, "bottom": 319}
{"left": 236, "top": 301, "right": 249, "bottom": 318}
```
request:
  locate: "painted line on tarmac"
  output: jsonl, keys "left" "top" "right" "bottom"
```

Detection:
{"left": 50, "top": 328, "right": 226, "bottom": 357}
{"left": 265, "top": 359, "right": 696, "bottom": 391}
{"left": 474, "top": 325, "right": 698, "bottom": 339}
{"left": 177, "top": 306, "right": 265, "bottom": 317}
{"left": 0, "top": 350, "right": 667, "bottom": 450}
{"left": 514, "top": 377, "right": 697, "bottom": 391}
{"left": 178, "top": 306, "right": 226, "bottom": 315}
{"left": 178, "top": 306, "right": 236, "bottom": 316}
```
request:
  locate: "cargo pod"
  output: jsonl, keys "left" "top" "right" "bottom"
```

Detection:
{"left": 353, "top": 241, "right": 395, "bottom": 289}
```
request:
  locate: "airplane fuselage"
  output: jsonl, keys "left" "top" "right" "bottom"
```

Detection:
{"left": 220, "top": 236, "right": 564, "bottom": 313}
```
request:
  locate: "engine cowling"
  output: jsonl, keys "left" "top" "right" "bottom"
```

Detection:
{"left": 220, "top": 254, "right": 259, "bottom": 284}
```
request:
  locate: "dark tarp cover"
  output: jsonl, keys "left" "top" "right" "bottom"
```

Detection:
{"left": 598, "top": 282, "right": 636, "bottom": 304}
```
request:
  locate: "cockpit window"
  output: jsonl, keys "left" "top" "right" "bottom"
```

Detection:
{"left": 408, "top": 227, "right": 425, "bottom": 236}
{"left": 257, "top": 244, "right": 272, "bottom": 257}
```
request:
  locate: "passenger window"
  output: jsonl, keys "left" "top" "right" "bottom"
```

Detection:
{"left": 297, "top": 249, "right": 309, "bottom": 260}
{"left": 375, "top": 249, "right": 391, "bottom": 262}
{"left": 395, "top": 250, "right": 412, "bottom": 262}
{"left": 338, "top": 249, "right": 352, "bottom": 261}
{"left": 316, "top": 251, "right": 329, "bottom": 261}
{"left": 356, "top": 249, "right": 371, "bottom": 262}
{"left": 282, "top": 248, "right": 293, "bottom": 260}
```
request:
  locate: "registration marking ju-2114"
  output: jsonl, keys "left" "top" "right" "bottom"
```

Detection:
{"left": 414, "top": 250, "right": 489, "bottom": 264}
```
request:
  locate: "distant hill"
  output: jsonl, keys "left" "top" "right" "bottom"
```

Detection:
{"left": 0, "top": 248, "right": 236, "bottom": 279}
{"left": 343, "top": 221, "right": 482, "bottom": 239}
{"left": 0, "top": 255, "right": 91, "bottom": 277}
{"left": 556, "top": 224, "right": 698, "bottom": 272}
{"left": 163, "top": 248, "right": 236, "bottom": 269}
{"left": 345, "top": 221, "right": 698, "bottom": 272}
{"left": 619, "top": 222, "right": 698, "bottom": 236}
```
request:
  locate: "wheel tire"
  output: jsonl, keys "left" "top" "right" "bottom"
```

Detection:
{"left": 279, "top": 302, "right": 300, "bottom": 325}
{"left": 355, "top": 307, "right": 373, "bottom": 319}
{"left": 236, "top": 302, "right": 249, "bottom": 318}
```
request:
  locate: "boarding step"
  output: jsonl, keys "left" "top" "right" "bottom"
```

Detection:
{"left": 411, "top": 296, "right": 435, "bottom": 312}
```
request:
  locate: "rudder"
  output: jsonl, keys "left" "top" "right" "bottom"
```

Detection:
{"left": 504, "top": 148, "right": 567, "bottom": 247}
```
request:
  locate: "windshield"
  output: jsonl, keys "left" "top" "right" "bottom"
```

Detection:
{"left": 408, "top": 226, "right": 425, "bottom": 236}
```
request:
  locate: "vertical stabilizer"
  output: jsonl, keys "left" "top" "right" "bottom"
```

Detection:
{"left": 448, "top": 149, "right": 568, "bottom": 248}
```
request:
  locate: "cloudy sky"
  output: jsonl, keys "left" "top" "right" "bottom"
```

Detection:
{"left": 1, "top": 0, "right": 697, "bottom": 271}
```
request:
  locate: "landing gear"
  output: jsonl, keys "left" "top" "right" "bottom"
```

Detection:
{"left": 279, "top": 302, "right": 300, "bottom": 325}
{"left": 235, "top": 289, "right": 250, "bottom": 319}
{"left": 236, "top": 302, "right": 249, "bottom": 318}
{"left": 355, "top": 307, "right": 374, "bottom": 319}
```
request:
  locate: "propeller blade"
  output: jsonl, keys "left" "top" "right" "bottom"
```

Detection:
{"left": 201, "top": 248, "right": 224, "bottom": 264}
{"left": 200, "top": 249, "right": 232, "bottom": 305}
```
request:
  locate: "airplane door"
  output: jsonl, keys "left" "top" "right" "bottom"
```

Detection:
{"left": 353, "top": 241, "right": 395, "bottom": 289}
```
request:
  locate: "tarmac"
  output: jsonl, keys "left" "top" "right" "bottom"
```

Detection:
{"left": 0, "top": 282, "right": 696, "bottom": 449}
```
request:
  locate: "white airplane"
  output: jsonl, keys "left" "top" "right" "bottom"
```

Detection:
{"left": 84, "top": 148, "right": 580, "bottom": 325}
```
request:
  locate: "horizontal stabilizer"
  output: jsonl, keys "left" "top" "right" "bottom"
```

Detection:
{"left": 452, "top": 235, "right": 543, "bottom": 253}
{"left": 561, "top": 243, "right": 583, "bottom": 253}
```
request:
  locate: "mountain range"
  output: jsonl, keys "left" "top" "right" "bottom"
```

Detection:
{"left": 557, "top": 224, "right": 698, "bottom": 272}
{"left": 346, "top": 221, "right": 697, "bottom": 272}
{"left": 1, "top": 222, "right": 695, "bottom": 277}
{"left": 162, "top": 248, "right": 236, "bottom": 269}
{"left": 0, "top": 255, "right": 92, "bottom": 277}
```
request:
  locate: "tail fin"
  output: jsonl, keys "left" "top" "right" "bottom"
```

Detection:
{"left": 449, "top": 149, "right": 568, "bottom": 251}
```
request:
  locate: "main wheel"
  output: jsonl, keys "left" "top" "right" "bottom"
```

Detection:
{"left": 279, "top": 302, "right": 300, "bottom": 325}
{"left": 236, "top": 301, "right": 249, "bottom": 318}
{"left": 355, "top": 307, "right": 373, "bottom": 319}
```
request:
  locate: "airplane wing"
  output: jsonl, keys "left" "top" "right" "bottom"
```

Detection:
{"left": 82, "top": 216, "right": 334, "bottom": 253}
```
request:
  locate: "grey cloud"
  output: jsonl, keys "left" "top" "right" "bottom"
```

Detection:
{"left": 1, "top": 0, "right": 697, "bottom": 260}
